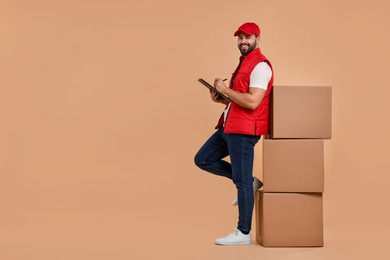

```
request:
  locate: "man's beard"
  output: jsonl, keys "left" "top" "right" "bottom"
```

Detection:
{"left": 239, "top": 40, "right": 257, "bottom": 55}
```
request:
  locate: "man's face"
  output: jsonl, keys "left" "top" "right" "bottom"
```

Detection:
{"left": 237, "top": 33, "right": 259, "bottom": 55}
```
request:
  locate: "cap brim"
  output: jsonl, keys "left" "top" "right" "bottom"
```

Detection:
{"left": 234, "top": 30, "right": 256, "bottom": 36}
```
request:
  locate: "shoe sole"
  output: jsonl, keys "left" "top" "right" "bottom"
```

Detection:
{"left": 215, "top": 241, "right": 252, "bottom": 246}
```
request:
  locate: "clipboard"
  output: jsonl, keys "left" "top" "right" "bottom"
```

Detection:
{"left": 197, "top": 78, "right": 232, "bottom": 103}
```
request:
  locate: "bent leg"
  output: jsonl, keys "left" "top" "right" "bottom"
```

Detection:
{"left": 194, "top": 128, "right": 232, "bottom": 179}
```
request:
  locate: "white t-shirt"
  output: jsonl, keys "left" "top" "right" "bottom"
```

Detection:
{"left": 223, "top": 61, "right": 272, "bottom": 125}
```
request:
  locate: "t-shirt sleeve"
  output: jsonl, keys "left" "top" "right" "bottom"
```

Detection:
{"left": 249, "top": 61, "right": 272, "bottom": 90}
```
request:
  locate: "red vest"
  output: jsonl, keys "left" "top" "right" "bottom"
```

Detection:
{"left": 215, "top": 48, "right": 274, "bottom": 136}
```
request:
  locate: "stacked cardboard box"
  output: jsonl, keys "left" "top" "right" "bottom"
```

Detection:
{"left": 255, "top": 85, "right": 332, "bottom": 247}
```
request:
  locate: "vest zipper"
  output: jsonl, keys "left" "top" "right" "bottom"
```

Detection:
{"left": 224, "top": 102, "right": 232, "bottom": 130}
{"left": 225, "top": 75, "right": 236, "bottom": 130}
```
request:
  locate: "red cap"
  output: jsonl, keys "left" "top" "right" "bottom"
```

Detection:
{"left": 234, "top": 22, "right": 260, "bottom": 36}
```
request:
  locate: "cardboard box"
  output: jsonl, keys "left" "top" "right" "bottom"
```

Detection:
{"left": 270, "top": 85, "right": 332, "bottom": 139}
{"left": 262, "top": 139, "right": 324, "bottom": 192}
{"left": 255, "top": 191, "right": 323, "bottom": 247}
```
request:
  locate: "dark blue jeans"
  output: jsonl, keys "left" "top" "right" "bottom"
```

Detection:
{"left": 194, "top": 128, "right": 260, "bottom": 234}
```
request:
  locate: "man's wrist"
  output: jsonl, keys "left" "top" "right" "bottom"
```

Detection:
{"left": 221, "top": 87, "right": 229, "bottom": 95}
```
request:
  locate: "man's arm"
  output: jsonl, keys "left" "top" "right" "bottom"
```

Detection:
{"left": 214, "top": 78, "right": 265, "bottom": 110}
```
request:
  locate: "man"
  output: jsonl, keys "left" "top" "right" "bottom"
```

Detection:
{"left": 194, "top": 22, "right": 274, "bottom": 245}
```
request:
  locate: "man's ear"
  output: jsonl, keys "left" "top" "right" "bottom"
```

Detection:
{"left": 256, "top": 35, "right": 261, "bottom": 47}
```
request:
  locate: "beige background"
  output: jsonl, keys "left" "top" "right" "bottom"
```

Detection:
{"left": 1, "top": 0, "right": 389, "bottom": 259}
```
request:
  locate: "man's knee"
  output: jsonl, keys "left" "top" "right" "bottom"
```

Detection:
{"left": 194, "top": 152, "right": 205, "bottom": 169}
{"left": 232, "top": 175, "right": 252, "bottom": 188}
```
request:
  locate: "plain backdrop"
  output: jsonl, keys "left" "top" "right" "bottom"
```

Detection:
{"left": 1, "top": 0, "right": 390, "bottom": 259}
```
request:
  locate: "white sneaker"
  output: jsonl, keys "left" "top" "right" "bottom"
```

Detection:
{"left": 232, "top": 177, "right": 263, "bottom": 206}
{"left": 215, "top": 228, "right": 252, "bottom": 245}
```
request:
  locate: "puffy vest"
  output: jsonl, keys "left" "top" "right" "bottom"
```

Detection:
{"left": 215, "top": 48, "right": 274, "bottom": 136}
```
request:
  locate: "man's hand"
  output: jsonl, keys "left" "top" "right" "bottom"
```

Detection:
{"left": 214, "top": 78, "right": 228, "bottom": 95}
{"left": 210, "top": 89, "right": 228, "bottom": 105}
